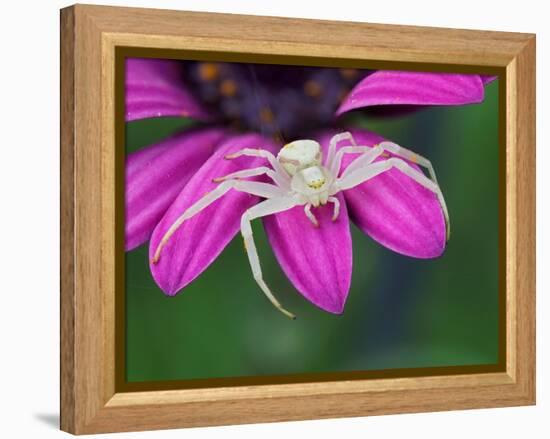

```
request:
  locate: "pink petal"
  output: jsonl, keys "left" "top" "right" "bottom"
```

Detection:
{"left": 317, "top": 129, "right": 446, "bottom": 258}
{"left": 263, "top": 193, "right": 352, "bottom": 314}
{"left": 480, "top": 75, "right": 498, "bottom": 85}
{"left": 336, "top": 71, "right": 484, "bottom": 115}
{"left": 126, "top": 58, "right": 211, "bottom": 122}
{"left": 125, "top": 128, "right": 227, "bottom": 251}
{"left": 149, "top": 133, "right": 277, "bottom": 296}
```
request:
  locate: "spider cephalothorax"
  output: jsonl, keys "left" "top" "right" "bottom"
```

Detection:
{"left": 152, "top": 132, "right": 449, "bottom": 319}
{"left": 278, "top": 139, "right": 336, "bottom": 216}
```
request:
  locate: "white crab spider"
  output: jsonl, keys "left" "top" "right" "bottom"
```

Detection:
{"left": 152, "top": 132, "right": 449, "bottom": 319}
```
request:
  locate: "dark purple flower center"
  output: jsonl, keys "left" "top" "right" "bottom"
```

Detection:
{"left": 183, "top": 61, "right": 364, "bottom": 141}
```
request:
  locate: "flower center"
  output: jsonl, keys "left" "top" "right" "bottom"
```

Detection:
{"left": 184, "top": 62, "right": 364, "bottom": 140}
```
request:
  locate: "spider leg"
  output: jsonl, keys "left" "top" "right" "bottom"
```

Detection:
{"left": 330, "top": 145, "right": 384, "bottom": 177}
{"left": 241, "top": 196, "right": 302, "bottom": 319}
{"left": 377, "top": 141, "right": 450, "bottom": 238}
{"left": 327, "top": 196, "right": 340, "bottom": 221}
{"left": 304, "top": 203, "right": 319, "bottom": 227}
{"left": 339, "top": 141, "right": 449, "bottom": 237}
{"left": 152, "top": 180, "right": 286, "bottom": 264}
{"left": 337, "top": 158, "right": 438, "bottom": 192}
{"left": 224, "top": 147, "right": 290, "bottom": 183}
{"left": 213, "top": 165, "right": 289, "bottom": 188}
{"left": 336, "top": 158, "right": 450, "bottom": 239}
{"left": 326, "top": 131, "right": 357, "bottom": 168}
{"left": 378, "top": 141, "right": 439, "bottom": 184}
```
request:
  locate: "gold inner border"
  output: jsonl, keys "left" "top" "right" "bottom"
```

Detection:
{"left": 115, "top": 47, "right": 507, "bottom": 393}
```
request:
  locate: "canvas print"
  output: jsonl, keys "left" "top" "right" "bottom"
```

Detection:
{"left": 123, "top": 58, "right": 500, "bottom": 383}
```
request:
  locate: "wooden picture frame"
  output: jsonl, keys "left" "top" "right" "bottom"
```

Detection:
{"left": 60, "top": 4, "right": 536, "bottom": 434}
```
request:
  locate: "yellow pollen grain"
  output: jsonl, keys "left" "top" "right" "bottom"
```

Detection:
{"left": 260, "top": 107, "right": 274, "bottom": 123}
{"left": 337, "top": 87, "right": 349, "bottom": 104}
{"left": 273, "top": 134, "right": 285, "bottom": 144}
{"left": 220, "top": 79, "right": 237, "bottom": 97}
{"left": 304, "top": 80, "right": 322, "bottom": 98}
{"left": 340, "top": 68, "right": 359, "bottom": 79}
{"left": 198, "top": 63, "right": 219, "bottom": 81}
{"left": 411, "top": 154, "right": 418, "bottom": 163}
{"left": 230, "top": 119, "right": 242, "bottom": 130}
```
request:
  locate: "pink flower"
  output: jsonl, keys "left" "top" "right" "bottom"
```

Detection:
{"left": 125, "top": 58, "right": 495, "bottom": 316}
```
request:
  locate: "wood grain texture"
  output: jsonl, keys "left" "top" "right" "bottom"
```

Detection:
{"left": 60, "top": 4, "right": 536, "bottom": 434}
{"left": 60, "top": 6, "right": 75, "bottom": 433}
{"left": 79, "top": 4, "right": 530, "bottom": 67}
{"left": 513, "top": 36, "right": 536, "bottom": 399}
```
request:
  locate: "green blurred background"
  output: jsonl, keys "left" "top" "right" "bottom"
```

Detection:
{"left": 125, "top": 78, "right": 500, "bottom": 383}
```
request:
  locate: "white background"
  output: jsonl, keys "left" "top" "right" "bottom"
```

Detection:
{"left": 0, "top": 0, "right": 547, "bottom": 437}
